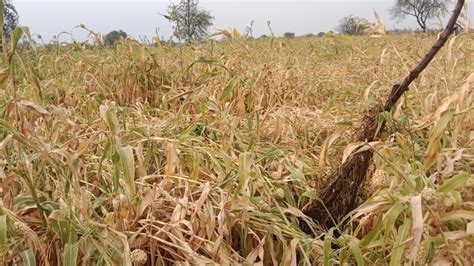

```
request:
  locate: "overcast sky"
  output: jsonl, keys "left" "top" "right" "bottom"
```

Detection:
{"left": 13, "top": 0, "right": 474, "bottom": 42}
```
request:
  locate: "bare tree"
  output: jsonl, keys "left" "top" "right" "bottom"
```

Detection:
{"left": 390, "top": 0, "right": 448, "bottom": 32}
{"left": 337, "top": 15, "right": 364, "bottom": 35}
{"left": 164, "top": 0, "right": 214, "bottom": 43}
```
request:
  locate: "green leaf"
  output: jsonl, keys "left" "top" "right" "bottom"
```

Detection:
{"left": 0, "top": 0, "right": 4, "bottom": 46}
{"left": 390, "top": 219, "right": 412, "bottom": 266}
{"left": 383, "top": 202, "right": 405, "bottom": 244}
{"left": 360, "top": 217, "right": 384, "bottom": 246}
{"left": 219, "top": 76, "right": 239, "bottom": 102}
{"left": 185, "top": 57, "right": 229, "bottom": 74}
{"left": 348, "top": 237, "right": 365, "bottom": 266}
{"left": 0, "top": 215, "right": 7, "bottom": 255}
{"left": 98, "top": 136, "right": 113, "bottom": 183}
{"left": 117, "top": 145, "right": 136, "bottom": 197}
{"left": 9, "top": 27, "right": 25, "bottom": 60}
{"left": 63, "top": 243, "right": 78, "bottom": 266}
{"left": 20, "top": 249, "right": 36, "bottom": 266}
{"left": 437, "top": 171, "right": 470, "bottom": 193}
{"left": 0, "top": 0, "right": 4, "bottom": 25}
{"left": 99, "top": 103, "right": 120, "bottom": 137}
{"left": 426, "top": 240, "right": 435, "bottom": 264}
{"left": 424, "top": 110, "right": 455, "bottom": 170}
{"left": 323, "top": 234, "right": 331, "bottom": 266}
{"left": 190, "top": 149, "right": 199, "bottom": 182}
{"left": 299, "top": 190, "right": 317, "bottom": 200}
{"left": 335, "top": 119, "right": 353, "bottom": 126}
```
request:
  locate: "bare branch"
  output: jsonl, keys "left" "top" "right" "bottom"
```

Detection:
{"left": 391, "top": 0, "right": 449, "bottom": 31}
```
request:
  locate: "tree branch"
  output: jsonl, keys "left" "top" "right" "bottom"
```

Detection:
{"left": 301, "top": 0, "right": 465, "bottom": 234}
{"left": 384, "top": 0, "right": 465, "bottom": 111}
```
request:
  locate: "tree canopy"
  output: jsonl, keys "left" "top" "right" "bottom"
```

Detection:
{"left": 1, "top": 0, "right": 19, "bottom": 40}
{"left": 337, "top": 15, "right": 364, "bottom": 35}
{"left": 390, "top": 0, "right": 448, "bottom": 31}
{"left": 164, "top": 0, "right": 214, "bottom": 43}
{"left": 104, "top": 30, "right": 128, "bottom": 46}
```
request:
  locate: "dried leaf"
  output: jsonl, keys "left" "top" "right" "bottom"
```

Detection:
{"left": 319, "top": 131, "right": 341, "bottom": 168}
{"left": 17, "top": 100, "right": 49, "bottom": 115}
{"left": 410, "top": 195, "right": 423, "bottom": 264}
{"left": 0, "top": 134, "right": 13, "bottom": 150}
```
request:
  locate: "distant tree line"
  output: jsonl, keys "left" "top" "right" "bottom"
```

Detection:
{"left": 336, "top": 0, "right": 472, "bottom": 36}
{"left": 2, "top": 0, "right": 472, "bottom": 48}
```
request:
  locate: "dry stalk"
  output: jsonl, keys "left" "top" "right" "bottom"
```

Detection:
{"left": 302, "top": 0, "right": 466, "bottom": 232}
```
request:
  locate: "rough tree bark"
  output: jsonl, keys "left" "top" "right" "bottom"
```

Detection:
{"left": 302, "top": 0, "right": 466, "bottom": 233}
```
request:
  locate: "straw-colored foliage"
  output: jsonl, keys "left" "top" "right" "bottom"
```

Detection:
{"left": 0, "top": 33, "right": 473, "bottom": 265}
{"left": 358, "top": 10, "right": 386, "bottom": 37}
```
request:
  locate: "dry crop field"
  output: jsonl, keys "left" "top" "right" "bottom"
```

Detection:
{"left": 0, "top": 33, "right": 473, "bottom": 265}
